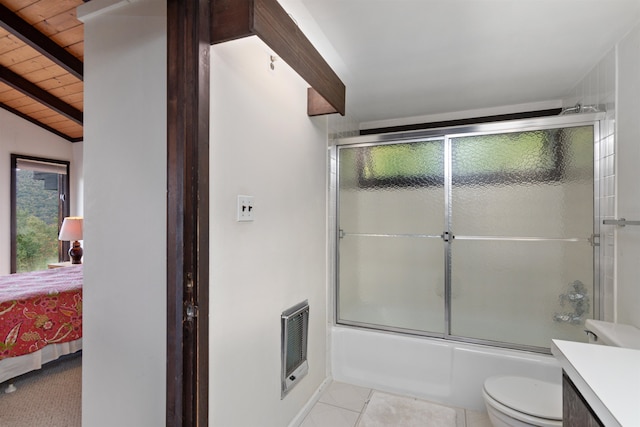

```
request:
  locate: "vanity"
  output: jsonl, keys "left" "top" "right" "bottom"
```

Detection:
{"left": 562, "top": 370, "right": 602, "bottom": 426}
{"left": 552, "top": 321, "right": 640, "bottom": 426}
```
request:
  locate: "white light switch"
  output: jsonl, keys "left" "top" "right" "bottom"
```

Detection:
{"left": 237, "top": 195, "right": 254, "bottom": 222}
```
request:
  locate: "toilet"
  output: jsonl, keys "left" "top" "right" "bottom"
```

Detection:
{"left": 483, "top": 376, "right": 562, "bottom": 427}
{"left": 482, "top": 319, "right": 640, "bottom": 427}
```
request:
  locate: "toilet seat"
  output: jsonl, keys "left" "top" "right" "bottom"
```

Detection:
{"left": 484, "top": 376, "right": 562, "bottom": 422}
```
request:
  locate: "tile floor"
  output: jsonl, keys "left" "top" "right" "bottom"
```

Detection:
{"left": 299, "top": 381, "right": 493, "bottom": 427}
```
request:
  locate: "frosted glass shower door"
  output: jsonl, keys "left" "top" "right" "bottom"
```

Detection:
{"left": 449, "top": 126, "right": 595, "bottom": 349}
{"left": 337, "top": 140, "right": 445, "bottom": 334}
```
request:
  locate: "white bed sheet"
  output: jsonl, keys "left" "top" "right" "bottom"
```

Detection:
{"left": 0, "top": 338, "right": 82, "bottom": 384}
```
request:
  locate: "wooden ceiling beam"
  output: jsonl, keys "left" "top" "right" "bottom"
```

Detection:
{"left": 0, "top": 3, "right": 83, "bottom": 80}
{"left": 211, "top": 0, "right": 345, "bottom": 116}
{"left": 0, "top": 64, "right": 82, "bottom": 124}
{"left": 307, "top": 87, "right": 339, "bottom": 116}
{"left": 0, "top": 102, "right": 79, "bottom": 142}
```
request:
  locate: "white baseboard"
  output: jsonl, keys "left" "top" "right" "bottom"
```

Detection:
{"left": 288, "top": 376, "right": 333, "bottom": 427}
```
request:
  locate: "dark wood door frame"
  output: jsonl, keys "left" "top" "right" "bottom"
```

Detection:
{"left": 167, "top": 0, "right": 210, "bottom": 426}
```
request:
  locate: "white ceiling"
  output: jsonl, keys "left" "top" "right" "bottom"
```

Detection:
{"left": 284, "top": 0, "right": 640, "bottom": 126}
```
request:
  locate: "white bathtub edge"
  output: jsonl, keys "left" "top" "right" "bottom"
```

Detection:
{"left": 331, "top": 326, "right": 562, "bottom": 411}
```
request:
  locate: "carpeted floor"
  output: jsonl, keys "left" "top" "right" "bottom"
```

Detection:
{"left": 0, "top": 354, "right": 81, "bottom": 427}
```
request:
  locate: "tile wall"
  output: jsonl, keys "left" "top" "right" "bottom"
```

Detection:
{"left": 563, "top": 48, "right": 616, "bottom": 322}
{"left": 613, "top": 23, "right": 640, "bottom": 328}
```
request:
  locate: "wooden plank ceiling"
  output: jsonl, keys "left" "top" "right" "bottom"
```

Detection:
{"left": 0, "top": 0, "right": 84, "bottom": 142}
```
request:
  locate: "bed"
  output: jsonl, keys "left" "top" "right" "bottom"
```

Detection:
{"left": 0, "top": 265, "right": 82, "bottom": 385}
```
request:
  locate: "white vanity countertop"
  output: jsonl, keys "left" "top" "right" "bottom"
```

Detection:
{"left": 551, "top": 339, "right": 640, "bottom": 427}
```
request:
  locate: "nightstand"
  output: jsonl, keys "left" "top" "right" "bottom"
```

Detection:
{"left": 47, "top": 261, "right": 74, "bottom": 269}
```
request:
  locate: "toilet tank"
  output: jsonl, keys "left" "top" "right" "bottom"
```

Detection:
{"left": 584, "top": 319, "right": 640, "bottom": 349}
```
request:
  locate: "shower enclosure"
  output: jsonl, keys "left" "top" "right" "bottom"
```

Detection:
{"left": 335, "top": 115, "right": 600, "bottom": 352}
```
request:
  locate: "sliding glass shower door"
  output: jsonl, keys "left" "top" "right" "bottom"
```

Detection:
{"left": 338, "top": 139, "right": 446, "bottom": 334}
{"left": 336, "top": 118, "right": 597, "bottom": 351}
{"left": 449, "top": 126, "right": 595, "bottom": 348}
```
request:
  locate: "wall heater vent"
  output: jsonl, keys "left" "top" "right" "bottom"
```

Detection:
{"left": 281, "top": 300, "right": 309, "bottom": 398}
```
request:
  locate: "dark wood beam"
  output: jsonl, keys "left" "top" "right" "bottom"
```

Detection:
{"left": 212, "top": 0, "right": 346, "bottom": 116}
{"left": 308, "top": 87, "right": 338, "bottom": 116}
{"left": 0, "top": 3, "right": 83, "bottom": 80}
{"left": 211, "top": 0, "right": 253, "bottom": 42}
{"left": 0, "top": 65, "right": 83, "bottom": 125}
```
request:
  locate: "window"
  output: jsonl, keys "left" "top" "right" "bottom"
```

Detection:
{"left": 10, "top": 155, "right": 70, "bottom": 273}
{"left": 347, "top": 139, "right": 444, "bottom": 189}
{"left": 347, "top": 127, "right": 592, "bottom": 189}
{"left": 451, "top": 127, "right": 592, "bottom": 185}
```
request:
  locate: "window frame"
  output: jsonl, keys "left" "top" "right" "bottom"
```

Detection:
{"left": 10, "top": 154, "right": 71, "bottom": 273}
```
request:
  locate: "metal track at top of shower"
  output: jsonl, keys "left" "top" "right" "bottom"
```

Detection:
{"left": 560, "top": 103, "right": 605, "bottom": 115}
{"left": 335, "top": 112, "right": 606, "bottom": 147}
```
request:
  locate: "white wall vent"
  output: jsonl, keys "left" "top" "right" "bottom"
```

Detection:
{"left": 281, "top": 300, "right": 309, "bottom": 398}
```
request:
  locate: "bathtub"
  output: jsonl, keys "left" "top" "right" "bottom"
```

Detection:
{"left": 330, "top": 326, "right": 561, "bottom": 411}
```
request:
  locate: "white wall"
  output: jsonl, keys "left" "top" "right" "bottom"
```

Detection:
{"left": 70, "top": 141, "right": 84, "bottom": 217}
{"left": 0, "top": 108, "right": 77, "bottom": 275}
{"left": 78, "top": 0, "right": 167, "bottom": 425}
{"left": 210, "top": 37, "right": 329, "bottom": 427}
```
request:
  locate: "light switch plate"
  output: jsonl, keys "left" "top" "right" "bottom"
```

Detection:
{"left": 237, "top": 195, "right": 254, "bottom": 222}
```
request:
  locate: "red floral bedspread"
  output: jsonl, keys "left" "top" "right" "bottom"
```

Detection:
{"left": 0, "top": 265, "right": 82, "bottom": 360}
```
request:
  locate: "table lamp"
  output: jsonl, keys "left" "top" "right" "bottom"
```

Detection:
{"left": 58, "top": 217, "right": 83, "bottom": 264}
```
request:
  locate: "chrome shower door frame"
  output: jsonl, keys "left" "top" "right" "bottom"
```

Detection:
{"left": 334, "top": 135, "right": 447, "bottom": 339}
{"left": 333, "top": 113, "right": 603, "bottom": 353}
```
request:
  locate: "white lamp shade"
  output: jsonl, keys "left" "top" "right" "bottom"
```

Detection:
{"left": 59, "top": 217, "right": 83, "bottom": 241}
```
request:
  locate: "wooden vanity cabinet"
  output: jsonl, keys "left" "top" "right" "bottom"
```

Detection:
{"left": 563, "top": 372, "right": 604, "bottom": 427}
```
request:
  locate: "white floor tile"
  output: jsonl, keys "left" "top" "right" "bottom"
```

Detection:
{"left": 300, "top": 402, "right": 361, "bottom": 427}
{"left": 319, "top": 381, "right": 372, "bottom": 412}
{"left": 465, "top": 409, "right": 493, "bottom": 427}
{"left": 303, "top": 382, "right": 494, "bottom": 427}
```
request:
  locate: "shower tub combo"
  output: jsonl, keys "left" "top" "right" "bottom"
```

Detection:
{"left": 330, "top": 114, "right": 605, "bottom": 411}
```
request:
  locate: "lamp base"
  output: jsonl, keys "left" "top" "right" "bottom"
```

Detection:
{"left": 69, "top": 241, "right": 83, "bottom": 264}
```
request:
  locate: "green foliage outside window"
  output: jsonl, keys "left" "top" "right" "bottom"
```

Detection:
{"left": 362, "top": 142, "right": 443, "bottom": 181}
{"left": 16, "top": 170, "right": 59, "bottom": 221}
{"left": 15, "top": 169, "right": 61, "bottom": 272}
{"left": 16, "top": 209, "right": 59, "bottom": 272}
{"left": 346, "top": 126, "right": 593, "bottom": 188}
